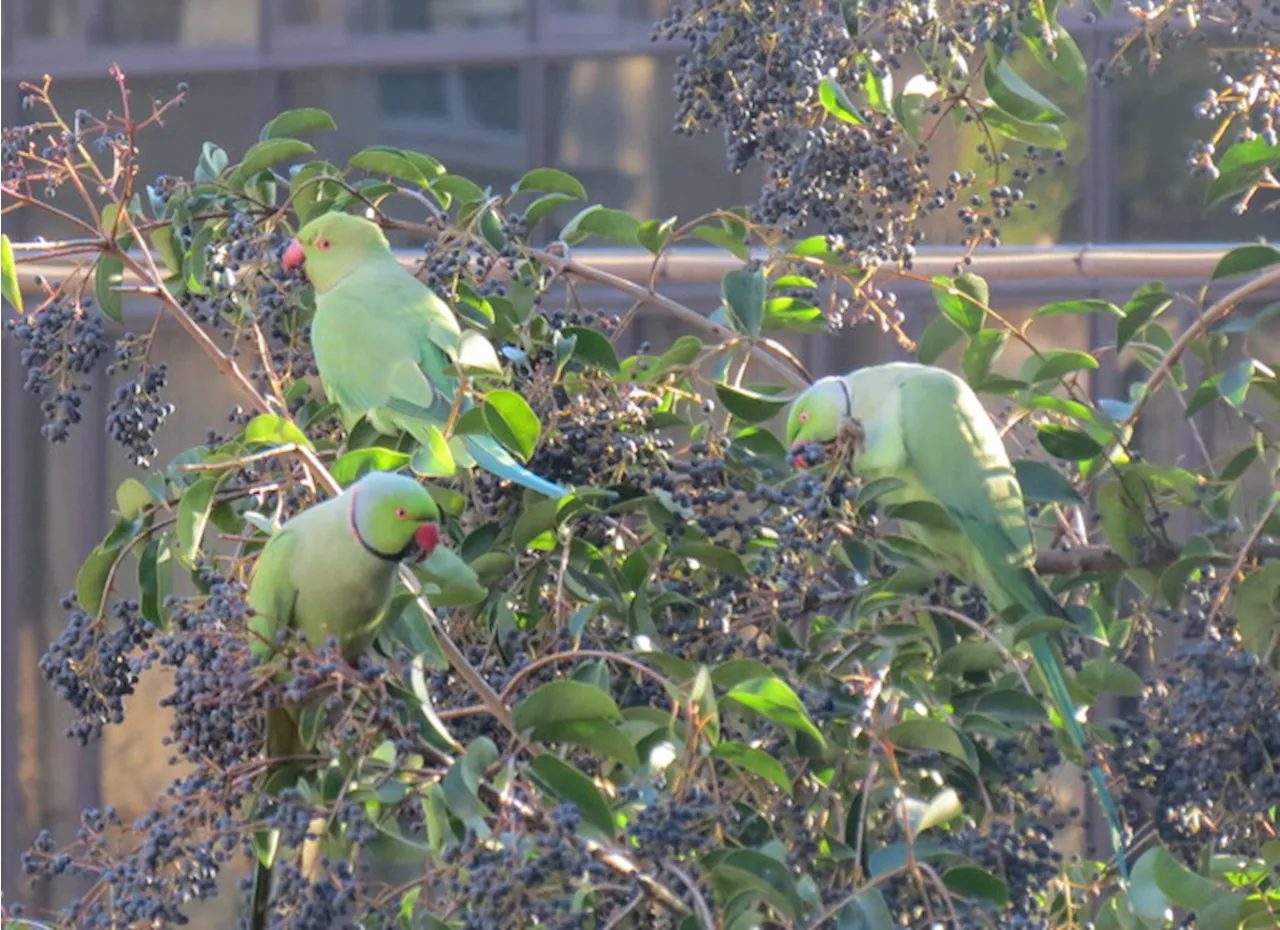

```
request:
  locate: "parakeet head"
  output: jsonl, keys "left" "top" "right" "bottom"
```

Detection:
{"left": 282, "top": 212, "right": 391, "bottom": 293}
{"left": 785, "top": 376, "right": 850, "bottom": 455}
{"left": 348, "top": 471, "right": 441, "bottom": 563}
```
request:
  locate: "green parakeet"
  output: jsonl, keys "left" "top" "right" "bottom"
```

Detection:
{"left": 785, "top": 361, "right": 1129, "bottom": 878}
{"left": 281, "top": 212, "right": 569, "bottom": 500}
{"left": 245, "top": 470, "right": 441, "bottom": 928}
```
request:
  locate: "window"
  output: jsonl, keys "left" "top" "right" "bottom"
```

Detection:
{"left": 22, "top": 0, "right": 77, "bottom": 39}
{"left": 356, "top": 0, "right": 523, "bottom": 33}
{"left": 94, "top": 0, "right": 260, "bottom": 46}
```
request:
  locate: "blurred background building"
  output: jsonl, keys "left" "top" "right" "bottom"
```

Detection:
{"left": 2, "top": 2, "right": 1277, "bottom": 925}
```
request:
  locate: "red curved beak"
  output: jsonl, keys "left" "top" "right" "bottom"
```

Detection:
{"left": 414, "top": 523, "right": 441, "bottom": 558}
{"left": 282, "top": 239, "right": 305, "bottom": 272}
{"left": 790, "top": 443, "right": 808, "bottom": 469}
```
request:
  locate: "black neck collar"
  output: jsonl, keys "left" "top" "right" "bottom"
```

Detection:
{"left": 837, "top": 377, "right": 853, "bottom": 419}
{"left": 348, "top": 490, "right": 413, "bottom": 563}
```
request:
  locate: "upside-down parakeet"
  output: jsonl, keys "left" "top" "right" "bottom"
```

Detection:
{"left": 246, "top": 470, "right": 441, "bottom": 928}
{"left": 282, "top": 212, "right": 568, "bottom": 500}
{"left": 785, "top": 361, "right": 1129, "bottom": 878}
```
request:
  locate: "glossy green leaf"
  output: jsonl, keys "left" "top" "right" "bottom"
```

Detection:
{"left": 1029, "top": 350, "right": 1099, "bottom": 384}
{"left": 1037, "top": 425, "right": 1102, "bottom": 461}
{"left": 1235, "top": 561, "right": 1280, "bottom": 659}
{"left": 560, "top": 205, "right": 640, "bottom": 245}
{"left": 416, "top": 545, "right": 487, "bottom": 607}
{"left": 984, "top": 55, "right": 1067, "bottom": 124}
{"left": 722, "top": 266, "right": 766, "bottom": 335}
{"left": 907, "top": 788, "right": 962, "bottom": 837}
{"left": 637, "top": 215, "right": 677, "bottom": 255}
{"left": 932, "top": 275, "right": 985, "bottom": 334}
{"left": 887, "top": 719, "right": 969, "bottom": 764}
{"left": 1024, "top": 23, "right": 1088, "bottom": 92}
{"left": 706, "top": 848, "right": 804, "bottom": 921}
{"left": 514, "top": 680, "right": 622, "bottom": 732}
{"left": 1036, "top": 298, "right": 1122, "bottom": 317}
{"left": 1205, "top": 137, "right": 1280, "bottom": 208}
{"left": 532, "top": 719, "right": 639, "bottom": 769}
{"left": 529, "top": 754, "right": 616, "bottom": 836}
{"left": 114, "top": 478, "right": 154, "bottom": 520}
{"left": 836, "top": 888, "right": 896, "bottom": 930}
{"left": 177, "top": 476, "right": 219, "bottom": 564}
{"left": 348, "top": 146, "right": 434, "bottom": 186}
{"left": 711, "top": 741, "right": 793, "bottom": 793}
{"left": 94, "top": 252, "right": 125, "bottom": 323}
{"left": 916, "top": 315, "right": 966, "bottom": 364}
{"left": 715, "top": 383, "right": 791, "bottom": 424}
{"left": 762, "top": 296, "right": 825, "bottom": 333}
{"left": 1211, "top": 243, "right": 1280, "bottom": 280}
{"left": 516, "top": 167, "right": 587, "bottom": 200}
{"left": 137, "top": 536, "right": 172, "bottom": 628}
{"left": 523, "top": 193, "right": 578, "bottom": 229}
{"left": 690, "top": 223, "right": 750, "bottom": 260}
{"left": 2, "top": 233, "right": 23, "bottom": 313}
{"left": 981, "top": 105, "right": 1067, "bottom": 148}
{"left": 562, "top": 326, "right": 620, "bottom": 373}
{"left": 819, "top": 77, "right": 863, "bottom": 124}
{"left": 943, "top": 866, "right": 1010, "bottom": 905}
{"left": 482, "top": 390, "right": 541, "bottom": 462}
{"left": 330, "top": 448, "right": 411, "bottom": 486}
{"left": 961, "top": 328, "right": 1009, "bottom": 386}
{"left": 723, "top": 676, "right": 827, "bottom": 748}
{"left": 1117, "top": 288, "right": 1174, "bottom": 351}
{"left": 244, "top": 413, "right": 313, "bottom": 450}
{"left": 1078, "top": 658, "right": 1145, "bottom": 698}
{"left": 1013, "top": 459, "right": 1083, "bottom": 504}
{"left": 975, "top": 689, "right": 1048, "bottom": 724}
{"left": 259, "top": 107, "right": 337, "bottom": 142}
{"left": 77, "top": 539, "right": 126, "bottom": 616}
{"left": 233, "top": 138, "right": 315, "bottom": 184}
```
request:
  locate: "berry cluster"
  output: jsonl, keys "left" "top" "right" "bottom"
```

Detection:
{"left": 6, "top": 295, "right": 109, "bottom": 443}
{"left": 654, "top": 1, "right": 1051, "bottom": 269}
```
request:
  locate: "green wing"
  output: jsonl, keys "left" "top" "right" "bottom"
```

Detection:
{"left": 895, "top": 371, "right": 1041, "bottom": 604}
{"left": 247, "top": 530, "right": 300, "bottom": 663}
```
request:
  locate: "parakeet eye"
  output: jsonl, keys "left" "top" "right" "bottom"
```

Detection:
{"left": 798, "top": 410, "right": 810, "bottom": 424}
{"left": 314, "top": 237, "right": 331, "bottom": 251}
{"left": 394, "top": 507, "right": 408, "bottom": 520}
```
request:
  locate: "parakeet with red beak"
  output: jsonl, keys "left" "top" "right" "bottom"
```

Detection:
{"left": 246, "top": 470, "right": 441, "bottom": 927}
{"left": 786, "top": 362, "right": 1129, "bottom": 878}
{"left": 281, "top": 212, "right": 568, "bottom": 500}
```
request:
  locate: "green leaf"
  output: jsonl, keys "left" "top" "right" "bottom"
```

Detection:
{"left": 981, "top": 105, "right": 1067, "bottom": 148}
{"left": 529, "top": 754, "right": 616, "bottom": 836}
{"left": 1235, "top": 561, "right": 1280, "bottom": 659}
{"left": 1078, "top": 658, "right": 1145, "bottom": 698}
{"left": 887, "top": 719, "right": 970, "bottom": 764}
{"left": 961, "top": 328, "right": 1009, "bottom": 385}
{"left": 943, "top": 866, "right": 1010, "bottom": 906}
{"left": 523, "top": 193, "right": 578, "bottom": 229}
{"left": 819, "top": 77, "right": 863, "bottom": 124}
{"left": 137, "top": 536, "right": 172, "bottom": 628}
{"left": 416, "top": 545, "right": 487, "bottom": 607}
{"left": 936, "top": 642, "right": 1006, "bottom": 676}
{"left": 706, "top": 848, "right": 804, "bottom": 921}
{"left": 533, "top": 719, "right": 639, "bottom": 769}
{"left": 715, "top": 383, "right": 791, "bottom": 424}
{"left": 514, "top": 680, "right": 622, "bottom": 732}
{"left": 762, "top": 296, "right": 825, "bottom": 333}
{"left": 1, "top": 233, "right": 22, "bottom": 313}
{"left": 1028, "top": 350, "right": 1099, "bottom": 384}
{"left": 348, "top": 146, "right": 435, "bottom": 186}
{"left": 244, "top": 413, "right": 313, "bottom": 449}
{"left": 690, "top": 223, "right": 750, "bottom": 260}
{"left": 975, "top": 689, "right": 1048, "bottom": 724}
{"left": 837, "top": 888, "right": 896, "bottom": 930}
{"left": 330, "top": 448, "right": 411, "bottom": 486}
{"left": 1151, "top": 844, "right": 1237, "bottom": 912}
{"left": 115, "top": 478, "right": 154, "bottom": 520}
{"left": 1205, "top": 137, "right": 1280, "bottom": 208}
{"left": 260, "top": 107, "right": 337, "bottom": 142}
{"left": 906, "top": 787, "right": 962, "bottom": 837}
{"left": 722, "top": 266, "right": 766, "bottom": 335}
{"left": 862, "top": 57, "right": 893, "bottom": 114}
{"left": 932, "top": 275, "right": 985, "bottom": 334}
{"left": 431, "top": 173, "right": 484, "bottom": 205}
{"left": 233, "top": 139, "right": 315, "bottom": 184}
{"left": 515, "top": 167, "right": 586, "bottom": 200}
{"left": 723, "top": 676, "right": 827, "bottom": 749}
{"left": 672, "top": 540, "right": 749, "bottom": 578}
{"left": 1024, "top": 23, "right": 1088, "bottom": 92}
{"left": 482, "top": 390, "right": 541, "bottom": 462}
{"left": 637, "top": 215, "right": 677, "bottom": 255}
{"left": 455, "top": 329, "right": 503, "bottom": 375}
{"left": 560, "top": 205, "right": 640, "bottom": 246}
{"left": 177, "top": 476, "right": 219, "bottom": 564}
{"left": 984, "top": 55, "right": 1067, "bottom": 124}
{"left": 1014, "top": 459, "right": 1083, "bottom": 504}
{"left": 94, "top": 252, "right": 125, "bottom": 323}
{"left": 562, "top": 326, "right": 620, "bottom": 373}
{"left": 1037, "top": 425, "right": 1102, "bottom": 461}
{"left": 893, "top": 73, "right": 938, "bottom": 142}
{"left": 916, "top": 316, "right": 965, "bottom": 364}
{"left": 1036, "top": 298, "right": 1122, "bottom": 318}
{"left": 1211, "top": 243, "right": 1280, "bottom": 280}
{"left": 77, "top": 539, "right": 126, "bottom": 616}
{"left": 1117, "top": 288, "right": 1174, "bottom": 352}
{"left": 711, "top": 742, "right": 794, "bottom": 793}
